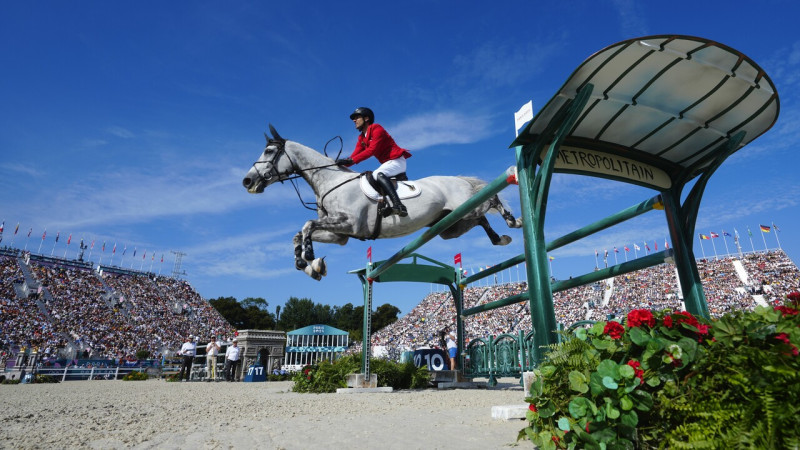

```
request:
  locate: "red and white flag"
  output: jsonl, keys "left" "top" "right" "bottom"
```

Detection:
{"left": 67, "top": 234, "right": 72, "bottom": 245}
{"left": 367, "top": 246, "right": 372, "bottom": 262}
{"left": 454, "top": 253, "right": 462, "bottom": 266}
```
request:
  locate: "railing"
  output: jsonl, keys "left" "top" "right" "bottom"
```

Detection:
{"left": 34, "top": 366, "right": 149, "bottom": 381}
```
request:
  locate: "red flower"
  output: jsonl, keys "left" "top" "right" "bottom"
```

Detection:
{"left": 775, "top": 333, "right": 791, "bottom": 345}
{"left": 552, "top": 435, "right": 560, "bottom": 443}
{"left": 603, "top": 321, "right": 625, "bottom": 340}
{"left": 788, "top": 291, "right": 800, "bottom": 306}
{"left": 529, "top": 403, "right": 537, "bottom": 412}
{"left": 775, "top": 305, "right": 799, "bottom": 317}
{"left": 696, "top": 323, "right": 710, "bottom": 335}
{"left": 663, "top": 315, "right": 673, "bottom": 328}
{"left": 627, "top": 309, "right": 656, "bottom": 328}
{"left": 626, "top": 360, "right": 645, "bottom": 385}
{"left": 675, "top": 311, "right": 699, "bottom": 328}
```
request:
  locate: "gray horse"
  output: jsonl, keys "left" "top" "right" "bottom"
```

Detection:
{"left": 242, "top": 126, "right": 522, "bottom": 280}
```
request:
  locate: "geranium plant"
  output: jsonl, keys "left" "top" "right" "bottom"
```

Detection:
{"left": 519, "top": 292, "right": 800, "bottom": 449}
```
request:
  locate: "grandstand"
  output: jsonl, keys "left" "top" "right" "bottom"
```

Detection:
{"left": 2, "top": 247, "right": 799, "bottom": 373}
{"left": 0, "top": 248, "right": 234, "bottom": 372}
{"left": 370, "top": 249, "right": 800, "bottom": 356}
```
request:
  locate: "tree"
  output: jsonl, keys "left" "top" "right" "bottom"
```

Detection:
{"left": 210, "top": 296, "right": 276, "bottom": 330}
{"left": 277, "top": 297, "right": 316, "bottom": 331}
{"left": 373, "top": 303, "right": 400, "bottom": 331}
{"left": 209, "top": 296, "right": 248, "bottom": 328}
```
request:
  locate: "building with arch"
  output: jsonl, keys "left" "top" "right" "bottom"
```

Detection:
{"left": 282, "top": 324, "right": 349, "bottom": 371}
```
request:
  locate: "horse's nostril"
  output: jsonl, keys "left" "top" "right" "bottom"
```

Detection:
{"left": 242, "top": 177, "right": 252, "bottom": 188}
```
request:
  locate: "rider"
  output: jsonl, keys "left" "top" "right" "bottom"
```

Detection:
{"left": 337, "top": 107, "right": 411, "bottom": 217}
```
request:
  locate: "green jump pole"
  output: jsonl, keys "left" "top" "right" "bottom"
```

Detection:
{"left": 461, "top": 250, "right": 671, "bottom": 317}
{"left": 367, "top": 167, "right": 516, "bottom": 280}
{"left": 460, "top": 194, "right": 663, "bottom": 286}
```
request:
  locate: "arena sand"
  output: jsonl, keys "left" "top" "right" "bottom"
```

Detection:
{"left": 0, "top": 379, "right": 529, "bottom": 449}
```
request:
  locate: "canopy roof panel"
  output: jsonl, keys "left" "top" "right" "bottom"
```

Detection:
{"left": 514, "top": 35, "right": 779, "bottom": 190}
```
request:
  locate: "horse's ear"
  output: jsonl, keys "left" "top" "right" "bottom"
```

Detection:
{"left": 264, "top": 132, "right": 269, "bottom": 143}
{"left": 268, "top": 124, "right": 285, "bottom": 143}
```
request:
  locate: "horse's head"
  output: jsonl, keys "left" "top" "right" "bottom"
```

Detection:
{"left": 242, "top": 125, "right": 295, "bottom": 193}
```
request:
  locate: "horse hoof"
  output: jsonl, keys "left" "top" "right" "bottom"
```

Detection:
{"left": 513, "top": 218, "right": 523, "bottom": 228}
{"left": 303, "top": 265, "right": 322, "bottom": 280}
{"left": 295, "top": 259, "right": 308, "bottom": 270}
{"left": 494, "top": 235, "right": 512, "bottom": 246}
{"left": 311, "top": 257, "right": 327, "bottom": 277}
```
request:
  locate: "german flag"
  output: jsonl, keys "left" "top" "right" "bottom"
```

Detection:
{"left": 760, "top": 225, "right": 771, "bottom": 233}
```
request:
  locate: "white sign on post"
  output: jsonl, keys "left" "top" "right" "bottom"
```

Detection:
{"left": 514, "top": 100, "right": 533, "bottom": 136}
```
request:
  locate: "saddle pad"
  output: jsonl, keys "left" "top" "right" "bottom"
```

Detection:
{"left": 359, "top": 175, "right": 422, "bottom": 201}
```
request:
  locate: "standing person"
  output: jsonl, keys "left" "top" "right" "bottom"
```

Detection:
{"left": 178, "top": 335, "right": 196, "bottom": 382}
{"left": 446, "top": 330, "right": 458, "bottom": 371}
{"left": 337, "top": 107, "right": 412, "bottom": 217}
{"left": 223, "top": 338, "right": 241, "bottom": 382}
{"left": 205, "top": 336, "right": 221, "bottom": 382}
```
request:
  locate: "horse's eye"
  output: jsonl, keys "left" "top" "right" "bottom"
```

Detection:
{"left": 263, "top": 148, "right": 270, "bottom": 156}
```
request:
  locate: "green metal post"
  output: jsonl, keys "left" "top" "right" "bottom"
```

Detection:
{"left": 450, "top": 282, "right": 464, "bottom": 372}
{"left": 518, "top": 84, "right": 594, "bottom": 365}
{"left": 661, "top": 189, "right": 709, "bottom": 318}
{"left": 357, "top": 268, "right": 373, "bottom": 377}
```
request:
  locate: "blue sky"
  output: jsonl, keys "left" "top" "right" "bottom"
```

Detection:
{"left": 2, "top": 1, "right": 799, "bottom": 316}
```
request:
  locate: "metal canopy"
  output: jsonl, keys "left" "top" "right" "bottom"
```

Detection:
{"left": 349, "top": 253, "right": 458, "bottom": 285}
{"left": 512, "top": 35, "right": 779, "bottom": 190}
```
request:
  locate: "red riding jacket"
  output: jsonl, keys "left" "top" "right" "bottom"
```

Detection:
{"left": 348, "top": 123, "right": 412, "bottom": 165}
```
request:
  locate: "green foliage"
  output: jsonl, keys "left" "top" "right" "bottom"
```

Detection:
{"left": 209, "top": 296, "right": 276, "bottom": 330}
{"left": 519, "top": 295, "right": 800, "bottom": 449}
{"left": 2, "top": 379, "right": 20, "bottom": 384}
{"left": 135, "top": 349, "right": 151, "bottom": 360}
{"left": 32, "top": 374, "right": 60, "bottom": 383}
{"left": 122, "top": 371, "right": 149, "bottom": 381}
{"left": 292, "top": 353, "right": 430, "bottom": 393}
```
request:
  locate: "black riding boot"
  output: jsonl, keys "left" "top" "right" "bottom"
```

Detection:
{"left": 376, "top": 173, "right": 408, "bottom": 217}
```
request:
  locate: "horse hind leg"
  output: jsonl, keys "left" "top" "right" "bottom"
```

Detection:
{"left": 479, "top": 216, "right": 512, "bottom": 246}
{"left": 489, "top": 195, "right": 522, "bottom": 228}
{"left": 294, "top": 231, "right": 322, "bottom": 280}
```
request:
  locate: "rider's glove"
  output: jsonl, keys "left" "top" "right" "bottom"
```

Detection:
{"left": 336, "top": 158, "right": 354, "bottom": 166}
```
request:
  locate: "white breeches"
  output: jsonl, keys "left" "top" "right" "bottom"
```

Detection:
{"left": 373, "top": 157, "right": 406, "bottom": 179}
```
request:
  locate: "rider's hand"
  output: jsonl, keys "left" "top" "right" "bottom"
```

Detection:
{"left": 336, "top": 158, "right": 353, "bottom": 166}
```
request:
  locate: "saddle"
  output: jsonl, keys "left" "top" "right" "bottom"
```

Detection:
{"left": 359, "top": 171, "right": 422, "bottom": 201}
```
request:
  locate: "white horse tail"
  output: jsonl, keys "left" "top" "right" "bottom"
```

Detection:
{"left": 456, "top": 176, "right": 522, "bottom": 229}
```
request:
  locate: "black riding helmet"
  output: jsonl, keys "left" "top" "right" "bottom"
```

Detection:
{"left": 349, "top": 107, "right": 374, "bottom": 123}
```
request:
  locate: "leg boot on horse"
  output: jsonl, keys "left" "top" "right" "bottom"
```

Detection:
{"left": 376, "top": 173, "right": 407, "bottom": 217}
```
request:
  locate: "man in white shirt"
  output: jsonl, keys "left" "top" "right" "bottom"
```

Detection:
{"left": 223, "top": 338, "right": 241, "bottom": 382}
{"left": 205, "top": 336, "right": 221, "bottom": 382}
{"left": 178, "top": 335, "right": 197, "bottom": 382}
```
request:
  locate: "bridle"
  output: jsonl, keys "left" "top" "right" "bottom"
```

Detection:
{"left": 248, "top": 132, "right": 356, "bottom": 212}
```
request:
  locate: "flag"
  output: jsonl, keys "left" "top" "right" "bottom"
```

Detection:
{"left": 710, "top": 232, "right": 719, "bottom": 238}
{"left": 133, "top": 248, "right": 137, "bottom": 257}
{"left": 454, "top": 253, "right": 462, "bottom": 265}
{"left": 664, "top": 239, "right": 669, "bottom": 249}
{"left": 102, "top": 241, "right": 106, "bottom": 252}
{"left": 0, "top": 221, "right": 3, "bottom": 233}
{"left": 27, "top": 228, "right": 32, "bottom": 237}
{"left": 367, "top": 246, "right": 372, "bottom": 262}
{"left": 548, "top": 255, "right": 555, "bottom": 261}
{"left": 700, "top": 234, "right": 710, "bottom": 240}
{"left": 614, "top": 247, "right": 619, "bottom": 253}
{"left": 624, "top": 246, "right": 630, "bottom": 252}
{"left": 55, "top": 232, "right": 60, "bottom": 242}
{"left": 161, "top": 254, "right": 164, "bottom": 263}
{"left": 112, "top": 243, "right": 117, "bottom": 254}
{"left": 67, "top": 234, "right": 72, "bottom": 245}
{"left": 604, "top": 249, "right": 608, "bottom": 257}
{"left": 645, "top": 243, "right": 651, "bottom": 251}
{"left": 91, "top": 240, "right": 95, "bottom": 249}
{"left": 760, "top": 225, "right": 770, "bottom": 233}
{"left": 654, "top": 241, "right": 658, "bottom": 251}
{"left": 634, "top": 243, "right": 640, "bottom": 251}
{"left": 747, "top": 227, "right": 753, "bottom": 237}
{"left": 151, "top": 253, "right": 155, "bottom": 261}
{"left": 143, "top": 250, "right": 146, "bottom": 259}
{"left": 14, "top": 223, "right": 19, "bottom": 235}
{"left": 723, "top": 231, "right": 732, "bottom": 237}
{"left": 773, "top": 222, "right": 780, "bottom": 232}
{"left": 42, "top": 230, "right": 46, "bottom": 240}
{"left": 594, "top": 249, "right": 598, "bottom": 257}
{"left": 123, "top": 246, "right": 127, "bottom": 255}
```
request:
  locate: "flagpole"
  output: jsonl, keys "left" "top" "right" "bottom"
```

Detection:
{"left": 721, "top": 231, "right": 731, "bottom": 256}
{"left": 613, "top": 249, "right": 618, "bottom": 265}
{"left": 709, "top": 232, "right": 718, "bottom": 260}
{"left": 747, "top": 227, "right": 755, "bottom": 253}
{"left": 623, "top": 247, "right": 628, "bottom": 262}
{"left": 51, "top": 233, "right": 58, "bottom": 256}
{"left": 733, "top": 229, "right": 743, "bottom": 258}
{"left": 594, "top": 250, "right": 598, "bottom": 269}
{"left": 760, "top": 227, "right": 768, "bottom": 251}
{"left": 37, "top": 230, "right": 46, "bottom": 254}
{"left": 773, "top": 222, "right": 782, "bottom": 249}
{"left": 698, "top": 235, "right": 707, "bottom": 259}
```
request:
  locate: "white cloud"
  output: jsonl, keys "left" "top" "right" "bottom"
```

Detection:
{"left": 390, "top": 111, "right": 494, "bottom": 150}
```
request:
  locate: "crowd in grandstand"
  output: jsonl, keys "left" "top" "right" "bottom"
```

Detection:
{"left": 2, "top": 248, "right": 799, "bottom": 367}
{"left": 370, "top": 250, "right": 800, "bottom": 356}
{"left": 0, "top": 252, "right": 234, "bottom": 365}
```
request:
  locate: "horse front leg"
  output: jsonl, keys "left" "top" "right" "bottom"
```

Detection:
{"left": 297, "top": 217, "right": 350, "bottom": 280}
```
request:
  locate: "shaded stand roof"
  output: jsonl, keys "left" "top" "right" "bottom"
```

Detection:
{"left": 512, "top": 35, "right": 779, "bottom": 190}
